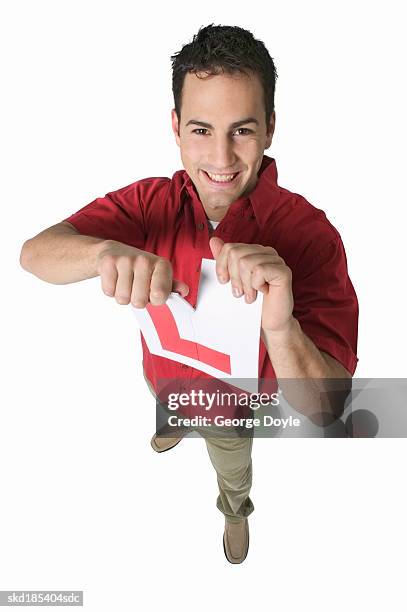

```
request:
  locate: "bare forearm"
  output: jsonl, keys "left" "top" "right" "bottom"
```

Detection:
{"left": 262, "top": 317, "right": 351, "bottom": 424}
{"left": 263, "top": 317, "right": 333, "bottom": 378}
{"left": 20, "top": 225, "right": 113, "bottom": 284}
{"left": 20, "top": 224, "right": 189, "bottom": 308}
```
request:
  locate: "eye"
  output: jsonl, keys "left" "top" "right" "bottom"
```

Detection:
{"left": 234, "top": 128, "right": 253, "bottom": 135}
{"left": 192, "top": 128, "right": 209, "bottom": 135}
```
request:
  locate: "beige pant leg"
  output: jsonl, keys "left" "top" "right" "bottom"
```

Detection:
{"left": 203, "top": 433, "right": 254, "bottom": 523}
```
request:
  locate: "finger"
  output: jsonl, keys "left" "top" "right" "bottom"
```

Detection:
{"left": 114, "top": 257, "right": 135, "bottom": 305}
{"left": 216, "top": 243, "right": 248, "bottom": 290}
{"left": 251, "top": 260, "right": 291, "bottom": 291}
{"left": 227, "top": 245, "right": 246, "bottom": 297}
{"left": 239, "top": 254, "right": 285, "bottom": 302}
{"left": 209, "top": 236, "right": 224, "bottom": 260}
{"left": 130, "top": 254, "right": 154, "bottom": 308}
{"left": 215, "top": 242, "right": 234, "bottom": 284}
{"left": 99, "top": 254, "right": 119, "bottom": 297}
{"left": 172, "top": 279, "right": 189, "bottom": 297}
{"left": 224, "top": 245, "right": 274, "bottom": 298}
{"left": 149, "top": 258, "right": 173, "bottom": 305}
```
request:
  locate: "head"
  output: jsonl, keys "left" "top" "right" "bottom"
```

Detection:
{"left": 170, "top": 24, "right": 278, "bottom": 221}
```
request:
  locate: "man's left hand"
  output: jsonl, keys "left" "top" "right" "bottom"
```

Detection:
{"left": 209, "top": 236, "right": 294, "bottom": 334}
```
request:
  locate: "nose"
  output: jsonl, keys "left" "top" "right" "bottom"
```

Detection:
{"left": 208, "top": 134, "right": 238, "bottom": 173}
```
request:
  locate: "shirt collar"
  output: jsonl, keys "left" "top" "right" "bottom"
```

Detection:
{"left": 176, "top": 154, "right": 280, "bottom": 228}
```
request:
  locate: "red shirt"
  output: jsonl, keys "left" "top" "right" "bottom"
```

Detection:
{"left": 63, "top": 155, "right": 359, "bottom": 409}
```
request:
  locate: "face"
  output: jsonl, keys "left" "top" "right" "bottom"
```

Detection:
{"left": 171, "top": 70, "right": 275, "bottom": 221}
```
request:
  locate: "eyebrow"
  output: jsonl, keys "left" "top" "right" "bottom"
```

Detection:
{"left": 185, "top": 117, "right": 259, "bottom": 129}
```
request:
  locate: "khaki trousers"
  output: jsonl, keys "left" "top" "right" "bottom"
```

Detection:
{"left": 144, "top": 373, "right": 255, "bottom": 523}
{"left": 199, "top": 428, "right": 254, "bottom": 523}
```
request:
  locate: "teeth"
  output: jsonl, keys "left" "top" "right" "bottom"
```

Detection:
{"left": 207, "top": 172, "right": 237, "bottom": 182}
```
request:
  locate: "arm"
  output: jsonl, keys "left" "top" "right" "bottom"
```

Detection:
{"left": 20, "top": 221, "right": 189, "bottom": 303}
{"left": 262, "top": 317, "right": 351, "bottom": 378}
{"left": 209, "top": 236, "right": 357, "bottom": 426}
{"left": 20, "top": 221, "right": 113, "bottom": 284}
{"left": 262, "top": 319, "right": 352, "bottom": 425}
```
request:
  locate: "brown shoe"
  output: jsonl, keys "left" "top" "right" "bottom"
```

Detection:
{"left": 223, "top": 518, "right": 249, "bottom": 564}
{"left": 150, "top": 432, "right": 184, "bottom": 453}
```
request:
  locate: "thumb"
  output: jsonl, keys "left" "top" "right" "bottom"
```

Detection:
{"left": 209, "top": 236, "right": 224, "bottom": 259}
{"left": 172, "top": 278, "right": 189, "bottom": 297}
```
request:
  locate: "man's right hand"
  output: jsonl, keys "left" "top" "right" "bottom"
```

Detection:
{"left": 96, "top": 241, "right": 189, "bottom": 308}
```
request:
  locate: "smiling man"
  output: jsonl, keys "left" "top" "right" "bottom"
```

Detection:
{"left": 20, "top": 24, "right": 359, "bottom": 564}
{"left": 173, "top": 71, "right": 272, "bottom": 221}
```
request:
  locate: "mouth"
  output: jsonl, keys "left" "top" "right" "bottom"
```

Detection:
{"left": 201, "top": 169, "right": 241, "bottom": 187}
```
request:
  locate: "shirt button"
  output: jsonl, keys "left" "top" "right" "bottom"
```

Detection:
{"left": 197, "top": 222, "right": 205, "bottom": 230}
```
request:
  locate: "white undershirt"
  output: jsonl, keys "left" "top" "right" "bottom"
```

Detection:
{"left": 208, "top": 219, "right": 220, "bottom": 232}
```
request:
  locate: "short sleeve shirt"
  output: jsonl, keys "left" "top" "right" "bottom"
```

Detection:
{"left": 63, "top": 155, "right": 359, "bottom": 402}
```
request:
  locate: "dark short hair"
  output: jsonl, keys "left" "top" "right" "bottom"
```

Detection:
{"left": 170, "top": 24, "right": 278, "bottom": 128}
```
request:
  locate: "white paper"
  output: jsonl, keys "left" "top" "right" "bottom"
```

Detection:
{"left": 132, "top": 258, "right": 263, "bottom": 393}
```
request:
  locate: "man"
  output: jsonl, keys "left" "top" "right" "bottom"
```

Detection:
{"left": 19, "top": 24, "right": 359, "bottom": 564}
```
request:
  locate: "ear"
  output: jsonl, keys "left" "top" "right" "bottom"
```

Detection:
{"left": 265, "top": 110, "right": 276, "bottom": 149}
{"left": 171, "top": 109, "right": 181, "bottom": 147}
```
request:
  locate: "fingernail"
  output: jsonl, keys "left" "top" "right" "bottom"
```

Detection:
{"left": 233, "top": 287, "right": 242, "bottom": 297}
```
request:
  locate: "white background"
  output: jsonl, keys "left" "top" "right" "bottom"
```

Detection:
{"left": 2, "top": 0, "right": 407, "bottom": 610}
